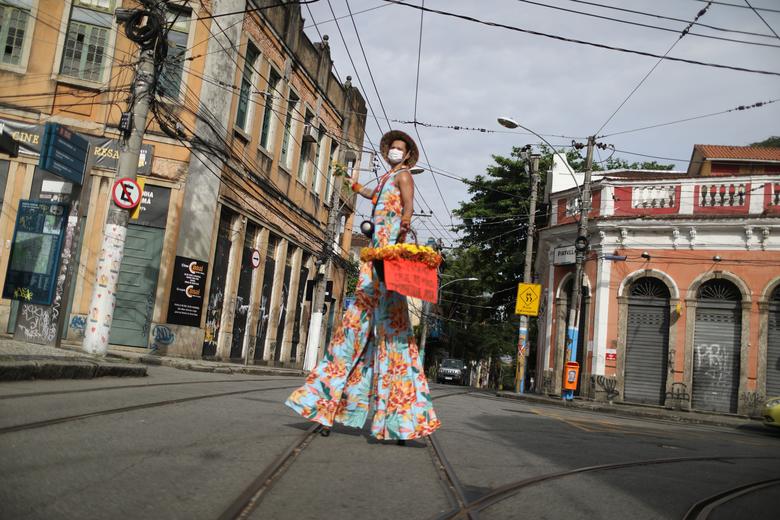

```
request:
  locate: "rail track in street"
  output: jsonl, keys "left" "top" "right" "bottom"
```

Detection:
{"left": 0, "top": 383, "right": 300, "bottom": 434}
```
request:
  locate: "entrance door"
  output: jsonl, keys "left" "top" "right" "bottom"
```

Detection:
{"left": 767, "top": 287, "right": 780, "bottom": 398}
{"left": 203, "top": 208, "right": 233, "bottom": 357}
{"left": 109, "top": 225, "right": 164, "bottom": 347}
{"left": 692, "top": 279, "right": 742, "bottom": 413}
{"left": 230, "top": 222, "right": 258, "bottom": 360}
{"left": 624, "top": 278, "right": 670, "bottom": 405}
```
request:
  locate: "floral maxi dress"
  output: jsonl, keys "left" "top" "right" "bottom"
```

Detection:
{"left": 285, "top": 172, "right": 441, "bottom": 440}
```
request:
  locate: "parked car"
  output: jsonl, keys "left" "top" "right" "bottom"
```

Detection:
{"left": 764, "top": 396, "right": 780, "bottom": 428}
{"left": 437, "top": 359, "right": 466, "bottom": 385}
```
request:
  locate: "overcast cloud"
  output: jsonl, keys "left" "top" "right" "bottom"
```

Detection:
{"left": 301, "top": 0, "right": 780, "bottom": 246}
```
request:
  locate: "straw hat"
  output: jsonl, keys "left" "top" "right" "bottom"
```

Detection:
{"left": 380, "top": 130, "right": 420, "bottom": 168}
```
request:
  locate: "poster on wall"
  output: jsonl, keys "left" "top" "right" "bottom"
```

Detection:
{"left": 2, "top": 200, "right": 68, "bottom": 305}
{"left": 167, "top": 256, "right": 208, "bottom": 327}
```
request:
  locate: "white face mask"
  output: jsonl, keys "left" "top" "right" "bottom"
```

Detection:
{"left": 387, "top": 148, "right": 405, "bottom": 164}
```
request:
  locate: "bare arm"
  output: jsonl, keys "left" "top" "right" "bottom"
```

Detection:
{"left": 396, "top": 170, "right": 414, "bottom": 241}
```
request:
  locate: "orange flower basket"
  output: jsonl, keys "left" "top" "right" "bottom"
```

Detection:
{"left": 360, "top": 243, "right": 442, "bottom": 303}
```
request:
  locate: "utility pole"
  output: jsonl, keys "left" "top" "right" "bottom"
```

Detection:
{"left": 82, "top": 3, "right": 164, "bottom": 355}
{"left": 515, "top": 151, "right": 540, "bottom": 394}
{"left": 303, "top": 77, "right": 353, "bottom": 371}
{"left": 562, "top": 135, "right": 595, "bottom": 400}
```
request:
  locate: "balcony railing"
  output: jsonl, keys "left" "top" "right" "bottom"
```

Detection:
{"left": 698, "top": 182, "right": 747, "bottom": 208}
{"left": 632, "top": 185, "right": 676, "bottom": 209}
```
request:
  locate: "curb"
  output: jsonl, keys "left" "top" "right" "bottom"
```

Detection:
{"left": 107, "top": 351, "right": 305, "bottom": 378}
{"left": 495, "top": 391, "right": 762, "bottom": 429}
{"left": 0, "top": 359, "right": 147, "bottom": 381}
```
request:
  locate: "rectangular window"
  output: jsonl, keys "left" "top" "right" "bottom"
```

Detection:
{"left": 158, "top": 6, "right": 191, "bottom": 98}
{"left": 296, "top": 110, "right": 315, "bottom": 183}
{"left": 0, "top": 1, "right": 32, "bottom": 66}
{"left": 259, "top": 68, "right": 281, "bottom": 151}
{"left": 280, "top": 90, "right": 299, "bottom": 169}
{"left": 60, "top": 0, "right": 114, "bottom": 82}
{"left": 313, "top": 125, "right": 326, "bottom": 195}
{"left": 235, "top": 42, "right": 259, "bottom": 131}
{"left": 325, "top": 140, "right": 338, "bottom": 201}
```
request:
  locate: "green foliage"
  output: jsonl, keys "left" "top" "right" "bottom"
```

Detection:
{"left": 345, "top": 258, "right": 360, "bottom": 296}
{"left": 602, "top": 157, "right": 676, "bottom": 170}
{"left": 750, "top": 136, "right": 780, "bottom": 148}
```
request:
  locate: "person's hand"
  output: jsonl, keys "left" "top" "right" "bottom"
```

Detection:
{"left": 398, "top": 217, "right": 411, "bottom": 243}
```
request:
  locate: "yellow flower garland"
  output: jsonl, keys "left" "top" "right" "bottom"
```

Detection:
{"left": 360, "top": 243, "right": 442, "bottom": 268}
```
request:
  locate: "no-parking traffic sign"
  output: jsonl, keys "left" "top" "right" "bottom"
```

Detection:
{"left": 111, "top": 177, "right": 142, "bottom": 210}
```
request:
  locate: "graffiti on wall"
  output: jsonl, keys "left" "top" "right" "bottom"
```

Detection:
{"left": 666, "top": 382, "right": 690, "bottom": 409}
{"left": 740, "top": 392, "right": 765, "bottom": 417}
{"left": 150, "top": 324, "right": 175, "bottom": 353}
{"left": 69, "top": 314, "right": 87, "bottom": 337}
{"left": 594, "top": 375, "right": 620, "bottom": 401}
{"left": 16, "top": 303, "right": 57, "bottom": 344}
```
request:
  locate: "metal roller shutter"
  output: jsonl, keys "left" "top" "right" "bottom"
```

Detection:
{"left": 625, "top": 301, "right": 669, "bottom": 405}
{"left": 767, "top": 298, "right": 780, "bottom": 398}
{"left": 692, "top": 303, "right": 741, "bottom": 413}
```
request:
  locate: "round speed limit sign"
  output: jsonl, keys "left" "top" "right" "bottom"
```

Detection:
{"left": 111, "top": 177, "right": 142, "bottom": 210}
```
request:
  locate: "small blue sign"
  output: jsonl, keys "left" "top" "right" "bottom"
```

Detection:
{"left": 39, "top": 123, "right": 89, "bottom": 185}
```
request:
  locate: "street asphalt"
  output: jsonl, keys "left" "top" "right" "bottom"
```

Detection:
{"left": 1, "top": 369, "right": 778, "bottom": 520}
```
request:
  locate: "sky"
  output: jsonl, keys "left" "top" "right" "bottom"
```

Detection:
{"left": 300, "top": 0, "right": 780, "bottom": 247}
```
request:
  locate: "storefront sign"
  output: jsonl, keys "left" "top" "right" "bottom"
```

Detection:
{"left": 2, "top": 200, "right": 68, "bottom": 305}
{"left": 167, "top": 256, "right": 208, "bottom": 327}
{"left": 606, "top": 349, "right": 617, "bottom": 361}
{"left": 0, "top": 117, "right": 153, "bottom": 173}
{"left": 553, "top": 245, "right": 576, "bottom": 265}
{"left": 130, "top": 178, "right": 170, "bottom": 228}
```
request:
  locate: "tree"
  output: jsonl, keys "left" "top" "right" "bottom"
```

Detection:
{"left": 750, "top": 136, "right": 780, "bottom": 148}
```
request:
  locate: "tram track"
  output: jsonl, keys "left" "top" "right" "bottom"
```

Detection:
{"left": 0, "top": 383, "right": 299, "bottom": 434}
{"left": 683, "top": 477, "right": 780, "bottom": 519}
{"left": 432, "top": 455, "right": 780, "bottom": 520}
{"left": 216, "top": 388, "right": 474, "bottom": 520}
{"left": 0, "top": 377, "right": 295, "bottom": 400}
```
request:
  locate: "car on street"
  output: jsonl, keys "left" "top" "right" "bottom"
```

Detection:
{"left": 764, "top": 396, "right": 780, "bottom": 428}
{"left": 437, "top": 358, "right": 467, "bottom": 385}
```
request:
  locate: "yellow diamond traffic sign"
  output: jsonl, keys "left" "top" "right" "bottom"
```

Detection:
{"left": 515, "top": 283, "right": 542, "bottom": 316}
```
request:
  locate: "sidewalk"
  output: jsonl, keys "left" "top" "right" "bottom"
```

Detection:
{"left": 0, "top": 337, "right": 147, "bottom": 381}
{"left": 496, "top": 390, "right": 766, "bottom": 430}
{"left": 105, "top": 346, "right": 305, "bottom": 378}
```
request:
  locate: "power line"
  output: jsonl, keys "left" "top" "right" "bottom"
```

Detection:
{"left": 692, "top": 0, "right": 780, "bottom": 14}
{"left": 565, "top": 0, "right": 779, "bottom": 39}
{"left": 743, "top": 0, "right": 780, "bottom": 39}
{"left": 514, "top": 0, "right": 780, "bottom": 48}
{"left": 191, "top": 0, "right": 321, "bottom": 21}
{"left": 318, "top": 1, "right": 455, "bottom": 245}
{"left": 343, "top": 0, "right": 391, "bottom": 125}
{"left": 594, "top": 1, "right": 714, "bottom": 137}
{"left": 303, "top": 2, "right": 391, "bottom": 29}
{"left": 600, "top": 98, "right": 780, "bottom": 138}
{"left": 409, "top": 1, "right": 457, "bottom": 239}
{"left": 381, "top": 0, "right": 780, "bottom": 77}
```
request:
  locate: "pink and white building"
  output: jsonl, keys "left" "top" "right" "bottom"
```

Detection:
{"left": 534, "top": 145, "right": 780, "bottom": 416}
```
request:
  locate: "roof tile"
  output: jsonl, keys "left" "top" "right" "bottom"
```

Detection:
{"left": 695, "top": 144, "right": 780, "bottom": 161}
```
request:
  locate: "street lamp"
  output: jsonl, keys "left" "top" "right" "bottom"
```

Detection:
{"left": 498, "top": 116, "right": 581, "bottom": 198}
{"left": 419, "top": 277, "right": 478, "bottom": 365}
{"left": 499, "top": 117, "right": 596, "bottom": 400}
